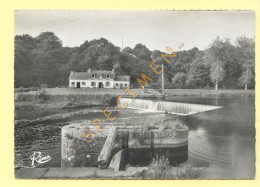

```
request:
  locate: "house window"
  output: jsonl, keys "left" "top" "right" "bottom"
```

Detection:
{"left": 71, "top": 82, "right": 75, "bottom": 86}
{"left": 125, "top": 84, "right": 127, "bottom": 86}
{"left": 107, "top": 74, "right": 110, "bottom": 78}
{"left": 116, "top": 83, "right": 118, "bottom": 86}
{"left": 92, "top": 73, "right": 96, "bottom": 78}
{"left": 82, "top": 82, "right": 86, "bottom": 86}
{"left": 91, "top": 82, "right": 96, "bottom": 86}
{"left": 106, "top": 82, "right": 110, "bottom": 86}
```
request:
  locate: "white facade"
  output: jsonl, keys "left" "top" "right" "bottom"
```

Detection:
{"left": 69, "top": 69, "right": 130, "bottom": 89}
{"left": 113, "top": 81, "right": 130, "bottom": 89}
{"left": 69, "top": 79, "right": 114, "bottom": 88}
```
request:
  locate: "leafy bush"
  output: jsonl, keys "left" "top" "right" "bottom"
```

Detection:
{"left": 148, "top": 155, "right": 171, "bottom": 178}
{"left": 132, "top": 127, "right": 150, "bottom": 144}
{"left": 175, "top": 162, "right": 201, "bottom": 179}
{"left": 145, "top": 157, "right": 201, "bottom": 179}
{"left": 37, "top": 89, "right": 49, "bottom": 101}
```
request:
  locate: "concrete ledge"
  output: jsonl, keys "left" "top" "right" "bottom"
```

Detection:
{"left": 15, "top": 167, "right": 146, "bottom": 179}
{"left": 15, "top": 166, "right": 254, "bottom": 179}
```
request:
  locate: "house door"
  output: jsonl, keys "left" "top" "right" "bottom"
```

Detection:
{"left": 77, "top": 82, "right": 80, "bottom": 88}
{"left": 98, "top": 82, "right": 103, "bottom": 88}
{"left": 120, "top": 83, "right": 123, "bottom": 89}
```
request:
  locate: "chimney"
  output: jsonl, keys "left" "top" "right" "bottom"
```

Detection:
{"left": 87, "top": 68, "right": 91, "bottom": 73}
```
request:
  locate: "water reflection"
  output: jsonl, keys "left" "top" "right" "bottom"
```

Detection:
{"left": 165, "top": 96, "right": 255, "bottom": 178}
{"left": 15, "top": 96, "right": 255, "bottom": 178}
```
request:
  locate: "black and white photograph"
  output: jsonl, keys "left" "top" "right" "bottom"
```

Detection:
{"left": 14, "top": 10, "right": 255, "bottom": 179}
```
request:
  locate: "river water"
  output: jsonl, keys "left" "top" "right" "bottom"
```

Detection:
{"left": 15, "top": 96, "right": 255, "bottom": 178}
{"left": 165, "top": 96, "right": 255, "bottom": 178}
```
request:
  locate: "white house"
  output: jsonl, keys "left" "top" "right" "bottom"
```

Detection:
{"left": 69, "top": 69, "right": 130, "bottom": 89}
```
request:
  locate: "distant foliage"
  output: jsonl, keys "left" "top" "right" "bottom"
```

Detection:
{"left": 132, "top": 43, "right": 152, "bottom": 61}
{"left": 151, "top": 50, "right": 162, "bottom": 59}
{"left": 186, "top": 53, "right": 211, "bottom": 88}
{"left": 171, "top": 72, "right": 186, "bottom": 89}
{"left": 122, "top": 46, "right": 133, "bottom": 54}
{"left": 15, "top": 33, "right": 255, "bottom": 89}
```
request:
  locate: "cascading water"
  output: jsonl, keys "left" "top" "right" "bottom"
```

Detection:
{"left": 119, "top": 98, "right": 221, "bottom": 116}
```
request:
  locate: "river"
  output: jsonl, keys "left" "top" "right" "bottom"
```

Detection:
{"left": 15, "top": 96, "right": 255, "bottom": 178}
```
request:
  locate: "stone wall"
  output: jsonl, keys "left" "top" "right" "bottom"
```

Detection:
{"left": 61, "top": 122, "right": 189, "bottom": 168}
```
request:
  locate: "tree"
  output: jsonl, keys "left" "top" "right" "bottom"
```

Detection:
{"left": 74, "top": 38, "right": 121, "bottom": 72}
{"left": 210, "top": 60, "right": 225, "bottom": 90}
{"left": 14, "top": 35, "right": 37, "bottom": 87}
{"left": 172, "top": 72, "right": 186, "bottom": 89}
{"left": 155, "top": 75, "right": 171, "bottom": 89}
{"left": 122, "top": 47, "right": 133, "bottom": 54}
{"left": 36, "top": 32, "right": 63, "bottom": 51}
{"left": 205, "top": 37, "right": 229, "bottom": 90}
{"left": 151, "top": 50, "right": 161, "bottom": 59}
{"left": 236, "top": 36, "right": 255, "bottom": 90}
{"left": 186, "top": 53, "right": 211, "bottom": 88}
{"left": 132, "top": 43, "right": 151, "bottom": 61}
{"left": 14, "top": 32, "right": 254, "bottom": 90}
{"left": 238, "top": 60, "right": 254, "bottom": 90}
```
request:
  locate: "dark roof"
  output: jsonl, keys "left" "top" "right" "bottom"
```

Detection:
{"left": 69, "top": 70, "right": 115, "bottom": 80}
{"left": 114, "top": 76, "right": 130, "bottom": 82}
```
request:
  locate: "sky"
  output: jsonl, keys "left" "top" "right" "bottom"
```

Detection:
{"left": 15, "top": 10, "right": 255, "bottom": 51}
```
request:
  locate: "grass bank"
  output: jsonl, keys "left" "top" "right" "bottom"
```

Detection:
{"left": 164, "top": 89, "right": 255, "bottom": 97}
{"left": 16, "top": 88, "right": 255, "bottom": 97}
{"left": 14, "top": 88, "right": 163, "bottom": 111}
{"left": 15, "top": 89, "right": 117, "bottom": 110}
{"left": 15, "top": 88, "right": 254, "bottom": 111}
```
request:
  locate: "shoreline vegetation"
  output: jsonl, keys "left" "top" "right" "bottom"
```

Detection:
{"left": 15, "top": 88, "right": 254, "bottom": 103}
{"left": 15, "top": 88, "right": 254, "bottom": 116}
{"left": 15, "top": 87, "right": 255, "bottom": 97}
{"left": 15, "top": 87, "right": 254, "bottom": 124}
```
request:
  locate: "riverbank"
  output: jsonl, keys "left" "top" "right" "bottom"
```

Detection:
{"left": 15, "top": 88, "right": 255, "bottom": 98}
{"left": 164, "top": 89, "right": 254, "bottom": 97}
{"left": 14, "top": 88, "right": 254, "bottom": 121}
{"left": 15, "top": 88, "right": 254, "bottom": 119}
{"left": 15, "top": 88, "right": 254, "bottom": 113}
{"left": 14, "top": 88, "right": 164, "bottom": 111}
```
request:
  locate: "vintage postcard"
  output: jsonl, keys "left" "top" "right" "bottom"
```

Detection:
{"left": 14, "top": 10, "right": 255, "bottom": 179}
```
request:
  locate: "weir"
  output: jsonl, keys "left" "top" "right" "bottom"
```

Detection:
{"left": 119, "top": 98, "right": 222, "bottom": 116}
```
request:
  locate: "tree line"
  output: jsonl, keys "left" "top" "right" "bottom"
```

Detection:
{"left": 15, "top": 32, "right": 255, "bottom": 90}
